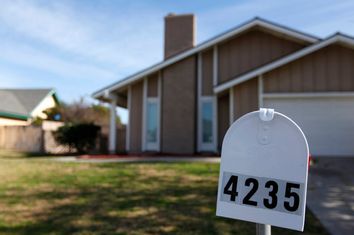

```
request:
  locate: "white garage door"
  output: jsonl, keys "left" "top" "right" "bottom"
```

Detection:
{"left": 264, "top": 96, "right": 354, "bottom": 156}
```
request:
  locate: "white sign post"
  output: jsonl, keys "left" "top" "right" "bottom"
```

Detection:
{"left": 216, "top": 109, "right": 309, "bottom": 233}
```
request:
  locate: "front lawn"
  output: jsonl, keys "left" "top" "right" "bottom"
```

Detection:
{"left": 0, "top": 156, "right": 328, "bottom": 235}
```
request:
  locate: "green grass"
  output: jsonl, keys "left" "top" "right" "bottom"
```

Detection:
{"left": 0, "top": 155, "right": 328, "bottom": 235}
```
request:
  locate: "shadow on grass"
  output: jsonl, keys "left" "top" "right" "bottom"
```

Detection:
{"left": 0, "top": 150, "right": 79, "bottom": 159}
{"left": 0, "top": 163, "right": 329, "bottom": 235}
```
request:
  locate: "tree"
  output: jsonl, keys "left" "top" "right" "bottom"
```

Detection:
{"left": 54, "top": 123, "right": 100, "bottom": 153}
{"left": 44, "top": 98, "right": 122, "bottom": 126}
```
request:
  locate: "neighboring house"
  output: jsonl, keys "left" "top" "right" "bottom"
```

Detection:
{"left": 0, "top": 89, "right": 59, "bottom": 126}
{"left": 93, "top": 14, "right": 354, "bottom": 156}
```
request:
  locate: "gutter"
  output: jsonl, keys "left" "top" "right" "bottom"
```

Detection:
{"left": 0, "top": 111, "right": 29, "bottom": 121}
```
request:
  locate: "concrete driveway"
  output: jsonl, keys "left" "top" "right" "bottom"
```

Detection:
{"left": 307, "top": 157, "right": 354, "bottom": 235}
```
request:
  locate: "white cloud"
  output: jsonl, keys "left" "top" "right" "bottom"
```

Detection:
{"left": 197, "top": 0, "right": 354, "bottom": 42}
{"left": 298, "top": 1, "right": 354, "bottom": 35}
{"left": 197, "top": 0, "right": 289, "bottom": 41}
{"left": 0, "top": 40, "right": 116, "bottom": 81}
{"left": 0, "top": 68, "right": 27, "bottom": 87}
{"left": 0, "top": 0, "right": 164, "bottom": 70}
{"left": 0, "top": 0, "right": 168, "bottom": 102}
{"left": 0, "top": 0, "right": 91, "bottom": 52}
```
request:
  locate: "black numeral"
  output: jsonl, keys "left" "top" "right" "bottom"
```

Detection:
{"left": 242, "top": 178, "right": 258, "bottom": 206}
{"left": 284, "top": 183, "right": 300, "bottom": 212}
{"left": 263, "top": 180, "right": 278, "bottom": 209}
{"left": 223, "top": 175, "right": 238, "bottom": 201}
{"left": 222, "top": 174, "right": 301, "bottom": 213}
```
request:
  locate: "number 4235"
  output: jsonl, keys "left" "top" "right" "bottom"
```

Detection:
{"left": 223, "top": 175, "right": 301, "bottom": 212}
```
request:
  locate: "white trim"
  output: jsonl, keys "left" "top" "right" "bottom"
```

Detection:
{"left": 258, "top": 75, "right": 263, "bottom": 108}
{"left": 142, "top": 77, "right": 147, "bottom": 151}
{"left": 126, "top": 86, "right": 132, "bottom": 152}
{"left": 213, "top": 95, "right": 218, "bottom": 152}
{"left": 142, "top": 75, "right": 161, "bottom": 152}
{"left": 108, "top": 94, "right": 117, "bottom": 154}
{"left": 198, "top": 53, "right": 217, "bottom": 152}
{"left": 197, "top": 53, "right": 202, "bottom": 152}
{"left": 146, "top": 97, "right": 158, "bottom": 101}
{"left": 157, "top": 71, "right": 162, "bottom": 152}
{"left": 229, "top": 88, "right": 234, "bottom": 126}
{"left": 212, "top": 45, "right": 219, "bottom": 151}
{"left": 263, "top": 92, "right": 354, "bottom": 99}
{"left": 93, "top": 18, "right": 318, "bottom": 98}
{"left": 214, "top": 34, "right": 353, "bottom": 94}
{"left": 213, "top": 45, "right": 218, "bottom": 86}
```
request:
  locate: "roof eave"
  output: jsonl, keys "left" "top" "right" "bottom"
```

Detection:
{"left": 92, "top": 18, "right": 320, "bottom": 100}
{"left": 29, "top": 89, "right": 58, "bottom": 117}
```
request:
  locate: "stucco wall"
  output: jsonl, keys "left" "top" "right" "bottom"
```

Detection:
{"left": 161, "top": 56, "right": 197, "bottom": 154}
{"left": 264, "top": 44, "right": 354, "bottom": 93}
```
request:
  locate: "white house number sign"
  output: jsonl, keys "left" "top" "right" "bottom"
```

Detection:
{"left": 216, "top": 109, "right": 309, "bottom": 231}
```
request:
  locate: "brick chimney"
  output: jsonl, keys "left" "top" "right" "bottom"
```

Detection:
{"left": 164, "top": 13, "right": 195, "bottom": 59}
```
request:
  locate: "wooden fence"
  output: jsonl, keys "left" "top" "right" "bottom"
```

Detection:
{"left": 0, "top": 125, "right": 126, "bottom": 154}
{"left": 0, "top": 126, "right": 43, "bottom": 152}
{"left": 0, "top": 126, "right": 69, "bottom": 153}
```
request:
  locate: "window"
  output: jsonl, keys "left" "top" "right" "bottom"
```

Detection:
{"left": 145, "top": 98, "right": 159, "bottom": 150}
{"left": 146, "top": 101, "right": 158, "bottom": 143}
{"left": 199, "top": 97, "right": 216, "bottom": 151}
{"left": 202, "top": 101, "right": 213, "bottom": 143}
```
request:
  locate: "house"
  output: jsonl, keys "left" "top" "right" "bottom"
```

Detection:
{"left": 93, "top": 14, "right": 354, "bottom": 157}
{"left": 0, "top": 88, "right": 59, "bottom": 126}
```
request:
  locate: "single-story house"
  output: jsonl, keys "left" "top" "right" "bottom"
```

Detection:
{"left": 0, "top": 88, "right": 59, "bottom": 126}
{"left": 93, "top": 14, "right": 354, "bottom": 157}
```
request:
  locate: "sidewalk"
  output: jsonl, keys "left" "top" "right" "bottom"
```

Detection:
{"left": 307, "top": 157, "right": 354, "bottom": 235}
{"left": 53, "top": 156, "right": 221, "bottom": 163}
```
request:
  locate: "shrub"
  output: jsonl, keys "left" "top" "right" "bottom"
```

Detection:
{"left": 54, "top": 123, "right": 100, "bottom": 153}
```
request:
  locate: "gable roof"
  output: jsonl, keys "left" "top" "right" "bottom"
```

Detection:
{"left": 92, "top": 17, "right": 319, "bottom": 99}
{"left": 214, "top": 33, "right": 354, "bottom": 93}
{"left": 0, "top": 89, "right": 58, "bottom": 120}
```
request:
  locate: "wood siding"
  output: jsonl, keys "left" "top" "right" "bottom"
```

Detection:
{"left": 129, "top": 81, "right": 143, "bottom": 153}
{"left": 218, "top": 28, "right": 305, "bottom": 84}
{"left": 147, "top": 73, "right": 158, "bottom": 97}
{"left": 161, "top": 56, "right": 197, "bottom": 154}
{"left": 218, "top": 93, "right": 229, "bottom": 150}
{"left": 232, "top": 78, "right": 259, "bottom": 120}
{"left": 202, "top": 49, "right": 214, "bottom": 96}
{"left": 264, "top": 44, "right": 354, "bottom": 93}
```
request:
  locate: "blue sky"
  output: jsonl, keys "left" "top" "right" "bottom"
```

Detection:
{"left": 1, "top": 0, "right": 354, "bottom": 122}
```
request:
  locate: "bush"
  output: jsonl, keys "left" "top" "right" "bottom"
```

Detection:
{"left": 54, "top": 123, "right": 100, "bottom": 153}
